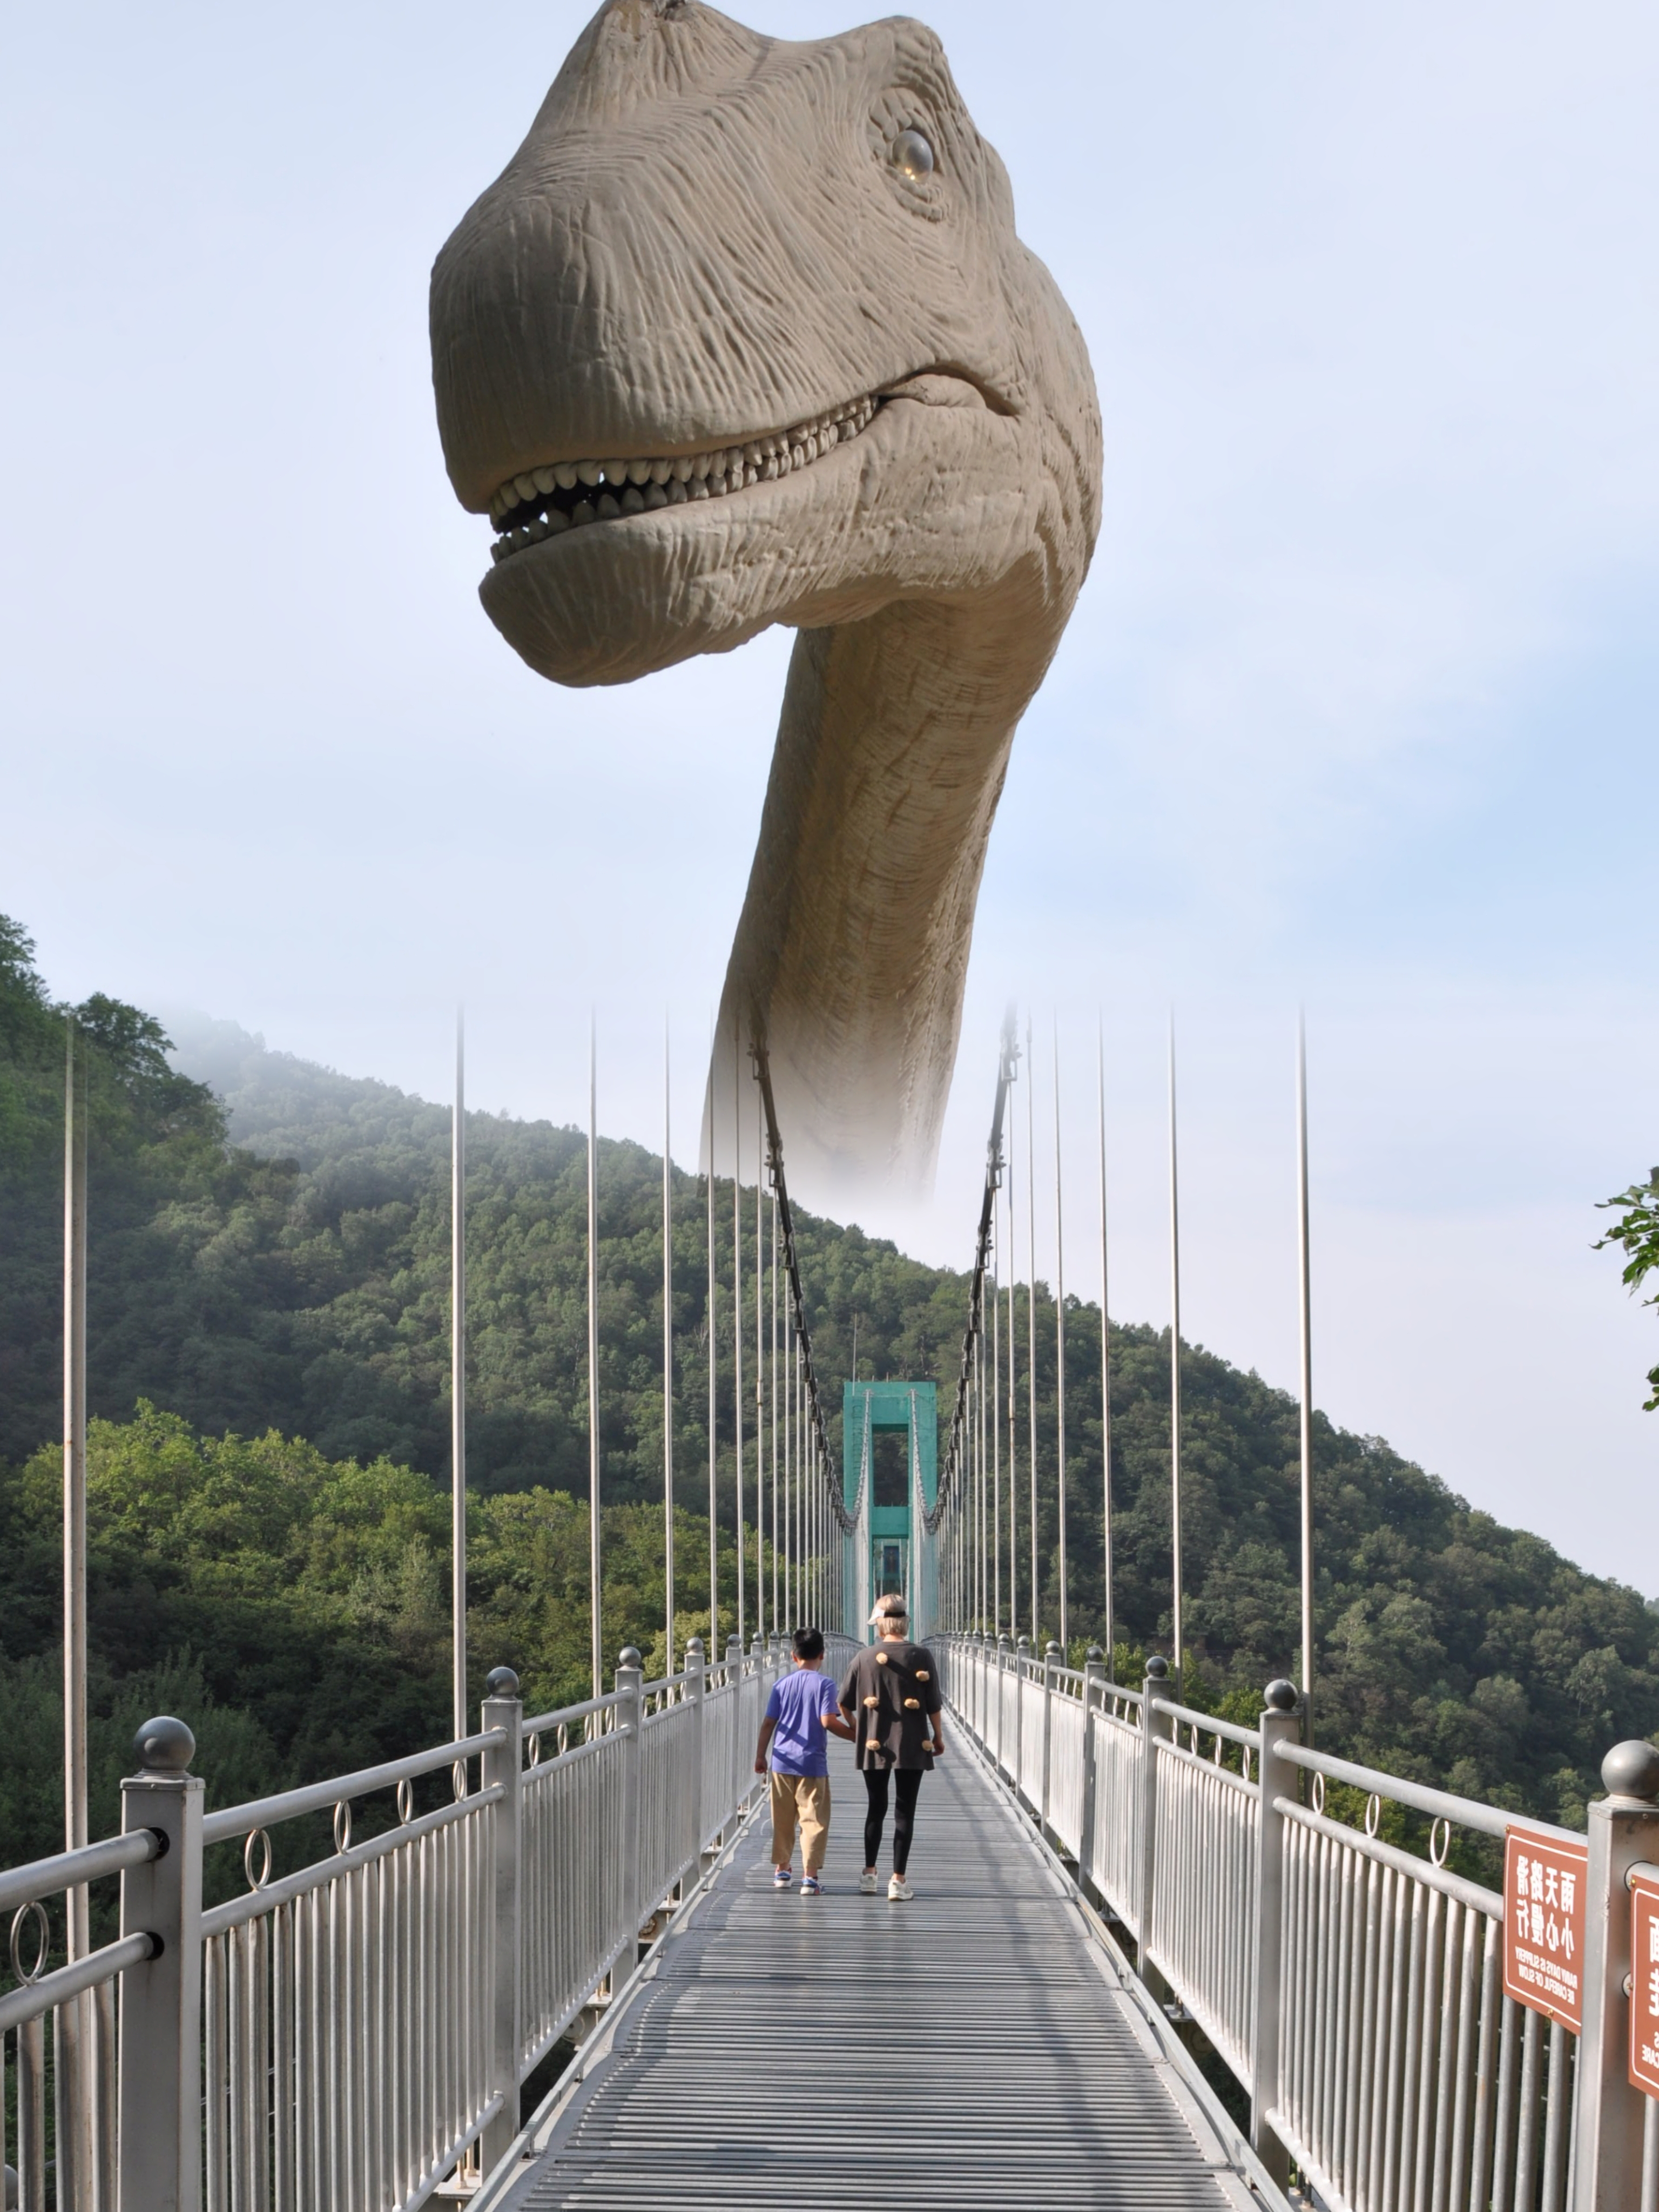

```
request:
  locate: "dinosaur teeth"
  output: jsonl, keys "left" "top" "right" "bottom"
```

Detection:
{"left": 487, "top": 394, "right": 885, "bottom": 560}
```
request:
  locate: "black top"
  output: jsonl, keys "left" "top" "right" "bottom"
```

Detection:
{"left": 839, "top": 1640, "right": 942, "bottom": 1771}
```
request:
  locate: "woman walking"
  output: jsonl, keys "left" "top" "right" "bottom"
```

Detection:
{"left": 839, "top": 1591, "right": 946, "bottom": 1900}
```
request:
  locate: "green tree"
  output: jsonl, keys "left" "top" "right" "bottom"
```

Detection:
{"left": 1596, "top": 1169, "right": 1659, "bottom": 1408}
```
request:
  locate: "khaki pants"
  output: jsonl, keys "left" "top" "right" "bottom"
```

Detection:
{"left": 769, "top": 1771, "right": 831, "bottom": 1874}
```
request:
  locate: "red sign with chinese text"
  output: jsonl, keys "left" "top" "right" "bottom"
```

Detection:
{"left": 1630, "top": 1872, "right": 1659, "bottom": 2096}
{"left": 1502, "top": 1828, "right": 1588, "bottom": 2033}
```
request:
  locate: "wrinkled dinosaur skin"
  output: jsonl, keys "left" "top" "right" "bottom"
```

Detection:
{"left": 431, "top": 0, "right": 1100, "bottom": 1195}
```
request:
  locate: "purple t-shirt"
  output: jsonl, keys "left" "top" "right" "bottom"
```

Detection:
{"left": 765, "top": 1668, "right": 842, "bottom": 1776}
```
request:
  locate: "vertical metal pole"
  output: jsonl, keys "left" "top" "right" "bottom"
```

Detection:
{"left": 992, "top": 1184, "right": 1002, "bottom": 1638}
{"left": 755, "top": 1103, "right": 765, "bottom": 1640}
{"left": 1138, "top": 1655, "right": 1170, "bottom": 2000}
{"left": 453, "top": 1009, "right": 468, "bottom": 1742}
{"left": 977, "top": 1321, "right": 986, "bottom": 1629}
{"left": 62, "top": 1017, "right": 92, "bottom": 2203}
{"left": 706, "top": 1053, "right": 718, "bottom": 1650}
{"left": 664, "top": 1022, "right": 675, "bottom": 1668}
{"left": 616, "top": 1649, "right": 645, "bottom": 1946}
{"left": 588, "top": 1017, "right": 602, "bottom": 1700}
{"left": 1026, "top": 1017, "right": 1038, "bottom": 1645}
{"left": 1168, "top": 1019, "right": 1183, "bottom": 1688}
{"left": 778, "top": 1185, "right": 783, "bottom": 1637}
{"left": 118, "top": 1718, "right": 204, "bottom": 2212}
{"left": 1006, "top": 1071, "right": 1019, "bottom": 1642}
{"left": 1250, "top": 1680, "right": 1301, "bottom": 2186}
{"left": 1098, "top": 1017, "right": 1114, "bottom": 1675}
{"left": 732, "top": 1015, "right": 745, "bottom": 1655}
{"left": 1296, "top": 1015, "right": 1315, "bottom": 1743}
{"left": 480, "top": 1667, "right": 523, "bottom": 2176}
{"left": 1054, "top": 1023, "right": 1068, "bottom": 1656}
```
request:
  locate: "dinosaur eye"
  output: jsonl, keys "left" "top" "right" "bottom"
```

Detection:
{"left": 892, "top": 129, "right": 934, "bottom": 180}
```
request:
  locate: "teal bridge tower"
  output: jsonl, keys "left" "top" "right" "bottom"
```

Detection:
{"left": 841, "top": 1377, "right": 938, "bottom": 1639}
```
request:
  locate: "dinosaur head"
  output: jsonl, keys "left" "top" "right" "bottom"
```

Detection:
{"left": 430, "top": 0, "right": 1100, "bottom": 689}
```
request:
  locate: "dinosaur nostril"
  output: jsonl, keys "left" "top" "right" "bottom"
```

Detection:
{"left": 892, "top": 129, "right": 934, "bottom": 180}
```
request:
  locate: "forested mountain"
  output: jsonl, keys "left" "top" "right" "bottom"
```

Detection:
{"left": 2, "top": 913, "right": 1656, "bottom": 1856}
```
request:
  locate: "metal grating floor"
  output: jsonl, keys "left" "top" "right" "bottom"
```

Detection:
{"left": 498, "top": 1738, "right": 1255, "bottom": 2211}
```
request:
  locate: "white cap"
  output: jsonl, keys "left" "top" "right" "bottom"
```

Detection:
{"left": 868, "top": 1595, "right": 907, "bottom": 1627}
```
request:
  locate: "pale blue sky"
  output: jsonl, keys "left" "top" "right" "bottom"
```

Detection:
{"left": 3, "top": 2, "right": 1655, "bottom": 1578}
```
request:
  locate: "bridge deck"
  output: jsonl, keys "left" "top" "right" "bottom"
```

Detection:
{"left": 495, "top": 1736, "right": 1259, "bottom": 2211}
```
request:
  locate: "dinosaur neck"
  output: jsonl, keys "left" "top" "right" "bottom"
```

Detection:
{"left": 718, "top": 594, "right": 1043, "bottom": 1195}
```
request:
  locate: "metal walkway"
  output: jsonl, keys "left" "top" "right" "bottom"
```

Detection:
{"left": 493, "top": 1737, "right": 1262, "bottom": 2211}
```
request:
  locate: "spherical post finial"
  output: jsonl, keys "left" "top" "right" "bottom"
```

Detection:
{"left": 1085, "top": 1645, "right": 1104, "bottom": 1665}
{"left": 1044, "top": 1640, "right": 1062, "bottom": 1659}
{"left": 1264, "top": 1678, "right": 1300, "bottom": 1714}
{"left": 1144, "top": 1654, "right": 1169, "bottom": 1681}
{"left": 617, "top": 1646, "right": 643, "bottom": 1673}
{"left": 133, "top": 1716, "right": 195, "bottom": 1773}
{"left": 484, "top": 1665, "right": 520, "bottom": 1698}
{"left": 1601, "top": 1738, "right": 1659, "bottom": 1802}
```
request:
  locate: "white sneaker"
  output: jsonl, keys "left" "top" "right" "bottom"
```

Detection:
{"left": 887, "top": 1876, "right": 913, "bottom": 1901}
{"left": 859, "top": 1871, "right": 878, "bottom": 1894}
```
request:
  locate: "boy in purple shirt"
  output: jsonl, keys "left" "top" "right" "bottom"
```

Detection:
{"left": 754, "top": 1627, "right": 855, "bottom": 1894}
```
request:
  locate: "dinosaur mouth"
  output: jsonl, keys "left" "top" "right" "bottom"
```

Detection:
{"left": 487, "top": 393, "right": 882, "bottom": 563}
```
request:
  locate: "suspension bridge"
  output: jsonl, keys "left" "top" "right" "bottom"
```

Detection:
{"left": 8, "top": 1022, "right": 1659, "bottom": 2212}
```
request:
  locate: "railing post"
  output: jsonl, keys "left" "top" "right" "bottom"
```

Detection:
{"left": 1138, "top": 1655, "right": 1169, "bottom": 1999}
{"left": 117, "top": 1716, "right": 203, "bottom": 2212}
{"left": 725, "top": 1633, "right": 743, "bottom": 1821}
{"left": 480, "top": 1667, "right": 523, "bottom": 2176}
{"left": 1041, "top": 1640, "right": 1060, "bottom": 1840}
{"left": 1078, "top": 1645, "right": 1105, "bottom": 1885}
{"left": 686, "top": 1637, "right": 706, "bottom": 1864}
{"left": 996, "top": 1633, "right": 1009, "bottom": 1778}
{"left": 1249, "top": 1678, "right": 1301, "bottom": 2187}
{"left": 616, "top": 1648, "right": 645, "bottom": 1950}
{"left": 1572, "top": 1740, "right": 1659, "bottom": 2210}
{"left": 1015, "top": 1636, "right": 1030, "bottom": 1802}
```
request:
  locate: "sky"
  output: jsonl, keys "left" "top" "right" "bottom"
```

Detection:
{"left": 3, "top": 2, "right": 1656, "bottom": 1583}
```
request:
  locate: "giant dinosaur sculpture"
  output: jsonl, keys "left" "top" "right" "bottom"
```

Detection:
{"left": 431, "top": 0, "right": 1100, "bottom": 1194}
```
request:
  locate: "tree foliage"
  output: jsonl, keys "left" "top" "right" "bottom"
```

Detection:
{"left": 1596, "top": 1168, "right": 1659, "bottom": 1410}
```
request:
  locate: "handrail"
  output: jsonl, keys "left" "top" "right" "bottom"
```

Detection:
{"left": 1152, "top": 1698, "right": 1262, "bottom": 1752}
{"left": 203, "top": 1726, "right": 505, "bottom": 1844}
{"left": 522, "top": 1691, "right": 620, "bottom": 1737}
{"left": 1272, "top": 1738, "right": 1581, "bottom": 1845}
{"left": 1275, "top": 1796, "right": 1502, "bottom": 1917}
{"left": 0, "top": 1826, "right": 161, "bottom": 1916}
{"left": 203, "top": 1786, "right": 504, "bottom": 1938}
{"left": 0, "top": 1931, "right": 157, "bottom": 2038}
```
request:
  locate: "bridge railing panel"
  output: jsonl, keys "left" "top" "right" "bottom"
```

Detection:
{"left": 1147, "top": 1721, "right": 1260, "bottom": 2089}
{"left": 0, "top": 1827, "right": 161, "bottom": 2210}
{"left": 1266, "top": 1742, "right": 1586, "bottom": 2212}
{"left": 1047, "top": 1680, "right": 1088, "bottom": 1860}
{"left": 520, "top": 1720, "right": 626, "bottom": 2076}
{"left": 1082, "top": 1704, "right": 1143, "bottom": 1933}
{"left": 1016, "top": 1671, "right": 1047, "bottom": 1807}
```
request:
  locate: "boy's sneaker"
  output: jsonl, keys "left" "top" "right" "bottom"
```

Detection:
{"left": 799, "top": 1874, "right": 823, "bottom": 1896}
{"left": 773, "top": 1867, "right": 792, "bottom": 1889}
{"left": 887, "top": 1876, "right": 913, "bottom": 1901}
{"left": 858, "top": 1871, "right": 879, "bottom": 1894}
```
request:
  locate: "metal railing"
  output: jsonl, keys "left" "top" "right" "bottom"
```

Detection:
{"left": 1, "top": 1636, "right": 784, "bottom": 2212}
{"left": 936, "top": 1632, "right": 1659, "bottom": 2212}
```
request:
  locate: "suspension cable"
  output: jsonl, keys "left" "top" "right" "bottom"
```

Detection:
{"left": 927, "top": 1008, "right": 1019, "bottom": 1535}
{"left": 750, "top": 1041, "right": 858, "bottom": 1537}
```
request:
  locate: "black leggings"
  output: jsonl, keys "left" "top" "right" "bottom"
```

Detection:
{"left": 863, "top": 1767, "right": 925, "bottom": 1875}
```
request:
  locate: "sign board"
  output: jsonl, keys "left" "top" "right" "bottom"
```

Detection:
{"left": 1502, "top": 1828, "right": 1588, "bottom": 2033}
{"left": 1630, "top": 1871, "right": 1659, "bottom": 2096}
